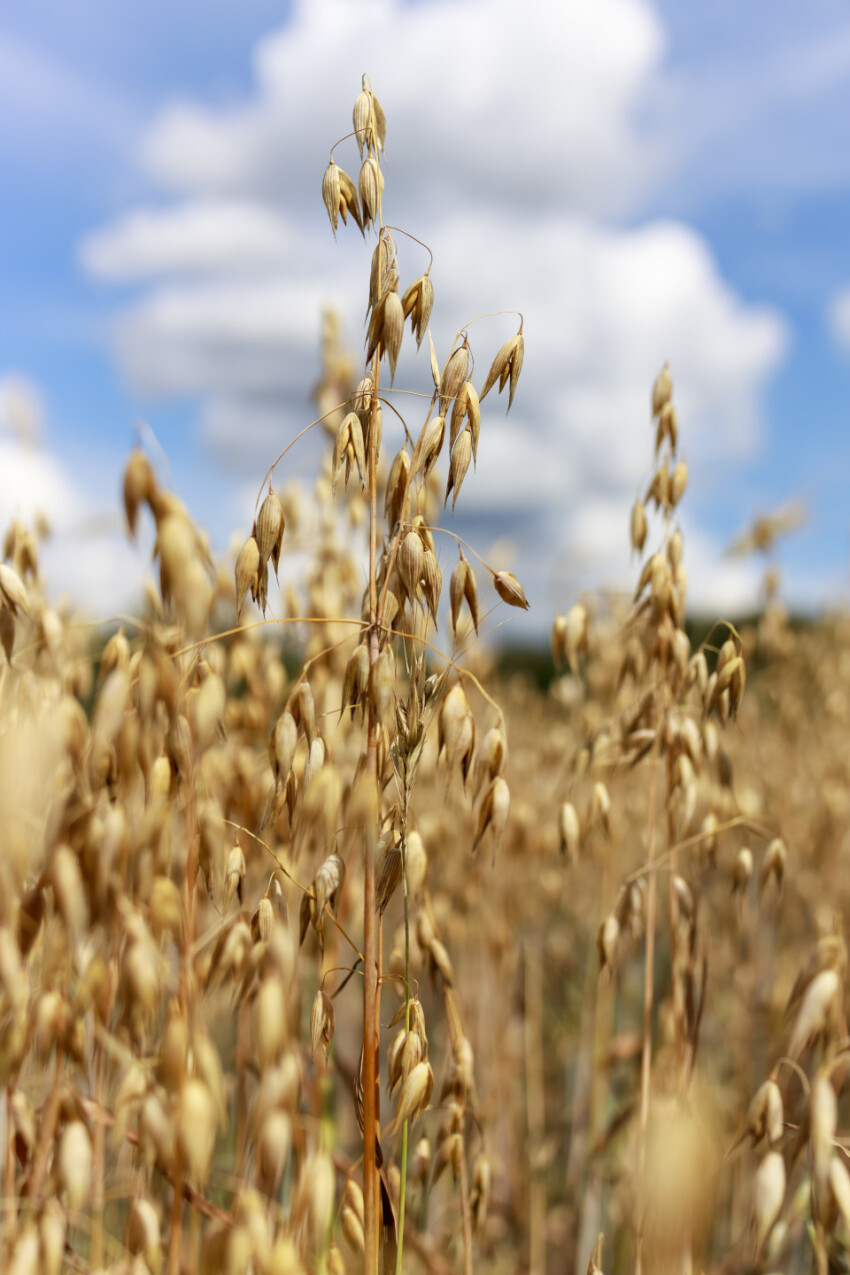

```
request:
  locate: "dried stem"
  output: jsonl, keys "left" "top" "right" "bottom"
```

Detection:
{"left": 635, "top": 740, "right": 659, "bottom": 1275}
{"left": 90, "top": 1044, "right": 106, "bottom": 1269}
{"left": 396, "top": 766, "right": 413, "bottom": 1275}
{"left": 363, "top": 346, "right": 382, "bottom": 1275}
{"left": 24, "top": 1047, "right": 64, "bottom": 1207}
{"left": 4, "top": 1084, "right": 16, "bottom": 1248}
{"left": 525, "top": 939, "right": 546, "bottom": 1275}
{"left": 459, "top": 1138, "right": 475, "bottom": 1275}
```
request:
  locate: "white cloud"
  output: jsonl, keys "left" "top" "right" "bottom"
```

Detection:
{"left": 0, "top": 30, "right": 134, "bottom": 163}
{"left": 0, "top": 376, "right": 44, "bottom": 445}
{"left": 141, "top": 0, "right": 665, "bottom": 215}
{"left": 649, "top": 5, "right": 850, "bottom": 207}
{"left": 81, "top": 0, "right": 793, "bottom": 631}
{"left": 0, "top": 374, "right": 149, "bottom": 619}
{"left": 829, "top": 287, "right": 850, "bottom": 351}
{"left": 80, "top": 200, "right": 299, "bottom": 280}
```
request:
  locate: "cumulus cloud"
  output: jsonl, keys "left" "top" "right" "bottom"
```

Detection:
{"left": 0, "top": 375, "right": 44, "bottom": 446}
{"left": 81, "top": 200, "right": 299, "bottom": 279}
{"left": 80, "top": 0, "right": 790, "bottom": 631}
{"left": 649, "top": 3, "right": 850, "bottom": 210}
{"left": 140, "top": 0, "right": 665, "bottom": 215}
{"left": 828, "top": 287, "right": 850, "bottom": 351}
{"left": 0, "top": 374, "right": 149, "bottom": 618}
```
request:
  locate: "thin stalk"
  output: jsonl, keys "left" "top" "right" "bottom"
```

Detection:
{"left": 169, "top": 723, "right": 200, "bottom": 1275}
{"left": 4, "top": 1084, "right": 16, "bottom": 1247}
{"left": 395, "top": 770, "right": 413, "bottom": 1275}
{"left": 458, "top": 1141, "right": 475, "bottom": 1275}
{"left": 167, "top": 1143, "right": 184, "bottom": 1275}
{"left": 90, "top": 1043, "right": 107, "bottom": 1269}
{"left": 25, "top": 1048, "right": 64, "bottom": 1206}
{"left": 635, "top": 740, "right": 660, "bottom": 1275}
{"left": 525, "top": 940, "right": 545, "bottom": 1275}
{"left": 665, "top": 739, "right": 685, "bottom": 1080}
{"left": 363, "top": 342, "right": 382, "bottom": 1275}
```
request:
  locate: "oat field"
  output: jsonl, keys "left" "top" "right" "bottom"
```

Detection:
{"left": 1, "top": 79, "right": 848, "bottom": 1275}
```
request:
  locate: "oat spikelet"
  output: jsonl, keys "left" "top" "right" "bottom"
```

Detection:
{"left": 480, "top": 325, "right": 524, "bottom": 411}
{"left": 450, "top": 551, "right": 479, "bottom": 635}
{"left": 322, "top": 159, "right": 363, "bottom": 238}
{"left": 401, "top": 274, "right": 434, "bottom": 350}
{"left": 472, "top": 775, "right": 510, "bottom": 860}
{"left": 353, "top": 80, "right": 386, "bottom": 158}
{"left": 445, "top": 431, "right": 472, "bottom": 512}
{"left": 651, "top": 360, "right": 672, "bottom": 416}
{"left": 310, "top": 989, "right": 335, "bottom": 1062}
{"left": 751, "top": 1149, "right": 785, "bottom": 1256}
{"left": 234, "top": 536, "right": 260, "bottom": 618}
{"left": 494, "top": 570, "right": 529, "bottom": 610}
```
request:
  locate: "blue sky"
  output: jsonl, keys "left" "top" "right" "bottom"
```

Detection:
{"left": 1, "top": 0, "right": 849, "bottom": 628}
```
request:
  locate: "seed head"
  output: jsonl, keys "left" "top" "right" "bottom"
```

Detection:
{"left": 630, "top": 499, "right": 647, "bottom": 554}
{"left": 366, "top": 289, "right": 404, "bottom": 381}
{"left": 421, "top": 549, "right": 441, "bottom": 624}
{"left": 342, "top": 641, "right": 370, "bottom": 719}
{"left": 656, "top": 400, "right": 678, "bottom": 452}
{"left": 670, "top": 461, "right": 688, "bottom": 507}
{"left": 438, "top": 684, "right": 475, "bottom": 786}
{"left": 368, "top": 235, "right": 396, "bottom": 316}
{"left": 123, "top": 449, "right": 157, "bottom": 536}
{"left": 788, "top": 968, "right": 841, "bottom": 1058}
{"left": 315, "top": 851, "right": 346, "bottom": 917}
{"left": 811, "top": 1068, "right": 837, "bottom": 1202}
{"left": 450, "top": 381, "right": 481, "bottom": 459}
{"left": 472, "top": 775, "right": 510, "bottom": 860}
{"left": 412, "top": 413, "right": 445, "bottom": 479}
{"left": 745, "top": 1077, "right": 784, "bottom": 1148}
{"left": 358, "top": 155, "right": 384, "bottom": 230}
{"left": 234, "top": 536, "right": 260, "bottom": 618}
{"left": 376, "top": 844, "right": 403, "bottom": 915}
{"left": 352, "top": 82, "right": 386, "bottom": 159}
{"left": 732, "top": 846, "right": 753, "bottom": 898}
{"left": 369, "top": 645, "right": 396, "bottom": 727}
{"left": 445, "top": 431, "right": 472, "bottom": 512}
{"left": 597, "top": 914, "right": 619, "bottom": 972}
{"left": 651, "top": 361, "right": 672, "bottom": 417}
{"left": 759, "top": 838, "right": 786, "bottom": 896}
{"left": 353, "top": 374, "right": 373, "bottom": 415}
{"left": 450, "top": 552, "right": 479, "bottom": 636}
{"left": 255, "top": 487, "right": 285, "bottom": 577}
{"left": 310, "top": 989, "right": 335, "bottom": 1062}
{"left": 474, "top": 723, "right": 508, "bottom": 791}
{"left": 401, "top": 274, "right": 434, "bottom": 350}
{"left": 480, "top": 327, "right": 524, "bottom": 412}
{"left": 57, "top": 1120, "right": 92, "bottom": 1211}
{"left": 256, "top": 1111, "right": 292, "bottom": 1198}
{"left": 126, "top": 1199, "right": 161, "bottom": 1273}
{"left": 178, "top": 1079, "right": 218, "bottom": 1186}
{"left": 271, "top": 710, "right": 298, "bottom": 780}
{"left": 559, "top": 801, "right": 581, "bottom": 863}
{"left": 751, "top": 1149, "right": 785, "bottom": 1256}
{"left": 494, "top": 570, "right": 530, "bottom": 610}
{"left": 385, "top": 447, "right": 410, "bottom": 533}
{"left": 405, "top": 830, "right": 428, "bottom": 899}
{"left": 224, "top": 844, "right": 246, "bottom": 911}
{"left": 398, "top": 530, "right": 424, "bottom": 598}
{"left": 393, "top": 1059, "right": 434, "bottom": 1130}
{"left": 440, "top": 340, "right": 470, "bottom": 415}
{"left": 322, "top": 159, "right": 363, "bottom": 238}
{"left": 429, "top": 331, "right": 441, "bottom": 390}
